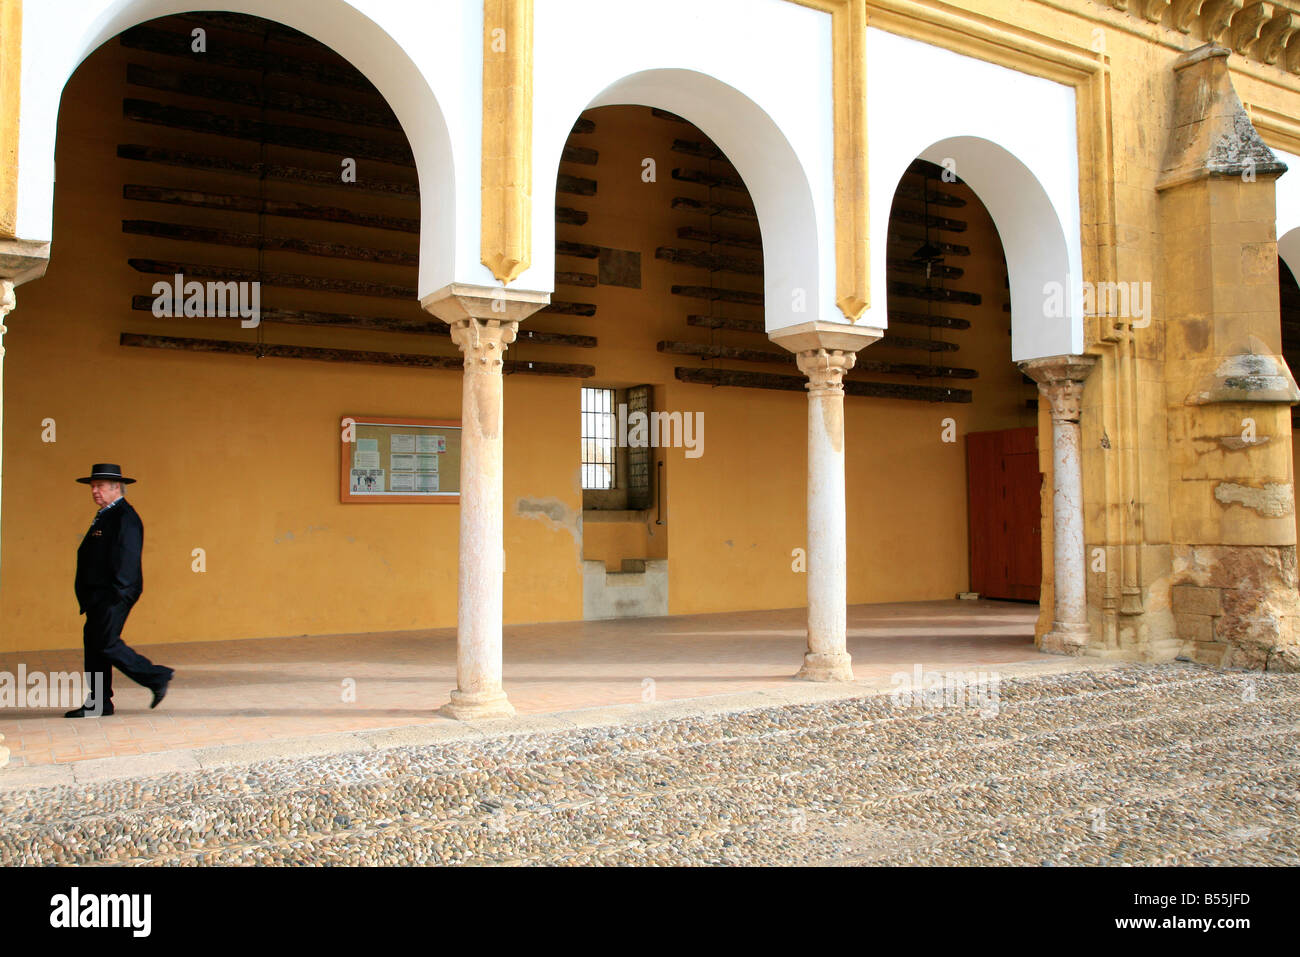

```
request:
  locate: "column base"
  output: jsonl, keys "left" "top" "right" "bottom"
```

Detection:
{"left": 439, "top": 688, "right": 516, "bottom": 721}
{"left": 1041, "top": 622, "right": 1091, "bottom": 656}
{"left": 795, "top": 652, "right": 855, "bottom": 682}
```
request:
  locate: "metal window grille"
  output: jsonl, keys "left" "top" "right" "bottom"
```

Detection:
{"left": 625, "top": 385, "right": 652, "bottom": 509}
{"left": 581, "top": 387, "right": 616, "bottom": 489}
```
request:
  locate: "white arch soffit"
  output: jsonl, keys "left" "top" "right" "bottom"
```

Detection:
{"left": 528, "top": 0, "right": 835, "bottom": 327}
{"left": 865, "top": 27, "right": 1084, "bottom": 362}
{"left": 569, "top": 70, "right": 821, "bottom": 330}
{"left": 1272, "top": 147, "right": 1300, "bottom": 280}
{"left": 16, "top": 0, "right": 461, "bottom": 295}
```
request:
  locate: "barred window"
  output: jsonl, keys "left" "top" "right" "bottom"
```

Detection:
{"left": 581, "top": 387, "right": 616, "bottom": 490}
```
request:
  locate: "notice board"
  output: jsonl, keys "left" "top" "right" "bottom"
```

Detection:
{"left": 340, "top": 415, "right": 461, "bottom": 503}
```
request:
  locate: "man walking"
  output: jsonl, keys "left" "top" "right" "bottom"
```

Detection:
{"left": 66, "top": 464, "right": 173, "bottom": 717}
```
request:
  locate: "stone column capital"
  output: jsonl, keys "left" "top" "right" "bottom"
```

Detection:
{"left": 447, "top": 316, "right": 519, "bottom": 370}
{"left": 795, "top": 349, "right": 857, "bottom": 397}
{"left": 420, "top": 282, "right": 550, "bottom": 372}
{"left": 0, "top": 281, "right": 12, "bottom": 361}
{"left": 770, "top": 320, "right": 882, "bottom": 398}
{"left": 419, "top": 282, "right": 550, "bottom": 325}
{"left": 1019, "top": 354, "right": 1098, "bottom": 423}
{"left": 0, "top": 237, "right": 52, "bottom": 288}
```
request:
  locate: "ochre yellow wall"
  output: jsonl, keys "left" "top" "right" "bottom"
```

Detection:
{"left": 0, "top": 37, "right": 1032, "bottom": 653}
{"left": 546, "top": 106, "right": 1034, "bottom": 615}
{"left": 0, "top": 39, "right": 581, "bottom": 651}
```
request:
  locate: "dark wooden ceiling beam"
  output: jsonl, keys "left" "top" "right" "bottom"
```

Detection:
{"left": 561, "top": 145, "right": 599, "bottom": 166}
{"left": 556, "top": 271, "right": 597, "bottom": 288}
{"left": 886, "top": 309, "right": 971, "bottom": 331}
{"left": 655, "top": 246, "right": 762, "bottom": 275}
{"left": 886, "top": 233, "right": 971, "bottom": 257}
{"left": 117, "top": 144, "right": 420, "bottom": 198}
{"left": 123, "top": 183, "right": 420, "bottom": 234}
{"left": 676, "top": 226, "right": 761, "bottom": 251}
{"left": 128, "top": 257, "right": 416, "bottom": 300}
{"left": 542, "top": 300, "right": 597, "bottom": 316}
{"left": 178, "top": 13, "right": 318, "bottom": 47}
{"left": 892, "top": 183, "right": 967, "bottom": 208}
{"left": 672, "top": 197, "right": 756, "bottom": 221}
{"left": 557, "top": 173, "right": 597, "bottom": 196}
{"left": 556, "top": 240, "right": 600, "bottom": 259}
{"left": 674, "top": 366, "right": 971, "bottom": 402}
{"left": 886, "top": 258, "right": 964, "bottom": 280}
{"left": 657, "top": 340, "right": 976, "bottom": 378}
{"left": 123, "top": 98, "right": 414, "bottom": 166}
{"left": 120, "top": 332, "right": 595, "bottom": 378}
{"left": 671, "top": 285, "right": 763, "bottom": 306}
{"left": 555, "top": 207, "right": 589, "bottom": 226}
{"left": 119, "top": 26, "right": 378, "bottom": 93}
{"left": 127, "top": 296, "right": 597, "bottom": 348}
{"left": 889, "top": 207, "right": 967, "bottom": 232}
{"left": 682, "top": 315, "right": 959, "bottom": 353}
{"left": 888, "top": 281, "right": 982, "bottom": 306}
{"left": 126, "top": 63, "right": 401, "bottom": 131}
{"left": 122, "top": 219, "right": 418, "bottom": 267}
{"left": 672, "top": 167, "right": 746, "bottom": 192}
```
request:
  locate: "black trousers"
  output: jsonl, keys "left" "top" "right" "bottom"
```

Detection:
{"left": 82, "top": 599, "right": 171, "bottom": 702}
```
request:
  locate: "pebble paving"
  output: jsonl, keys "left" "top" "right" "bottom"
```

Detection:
{"left": 2, "top": 663, "right": 1298, "bottom": 866}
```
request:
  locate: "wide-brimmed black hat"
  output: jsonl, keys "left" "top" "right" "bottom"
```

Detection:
{"left": 76, "top": 464, "right": 136, "bottom": 485}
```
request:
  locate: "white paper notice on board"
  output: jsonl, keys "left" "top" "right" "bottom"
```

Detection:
{"left": 416, "top": 434, "right": 440, "bottom": 453}
{"left": 350, "top": 468, "right": 385, "bottom": 493}
{"left": 390, "top": 434, "right": 416, "bottom": 453}
{"left": 353, "top": 450, "right": 381, "bottom": 469}
{"left": 391, "top": 453, "right": 418, "bottom": 470}
{"left": 390, "top": 471, "right": 416, "bottom": 492}
{"left": 415, "top": 472, "right": 440, "bottom": 492}
{"left": 356, "top": 438, "right": 379, "bottom": 453}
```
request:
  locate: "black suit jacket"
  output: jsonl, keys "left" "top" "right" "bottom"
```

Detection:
{"left": 75, "top": 499, "right": 144, "bottom": 614}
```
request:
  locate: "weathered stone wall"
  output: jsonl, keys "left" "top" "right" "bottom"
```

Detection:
{"left": 1172, "top": 545, "right": 1300, "bottom": 670}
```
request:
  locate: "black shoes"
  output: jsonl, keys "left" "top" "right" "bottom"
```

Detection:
{"left": 64, "top": 702, "right": 114, "bottom": 718}
{"left": 150, "top": 669, "right": 174, "bottom": 710}
{"left": 62, "top": 669, "right": 172, "bottom": 715}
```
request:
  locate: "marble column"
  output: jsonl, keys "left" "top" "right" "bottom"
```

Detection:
{"left": 1020, "top": 354, "right": 1098, "bottom": 654}
{"left": 421, "top": 283, "right": 548, "bottom": 719}
{"left": 771, "top": 321, "right": 881, "bottom": 681}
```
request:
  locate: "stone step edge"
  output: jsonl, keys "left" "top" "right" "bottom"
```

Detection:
{"left": 0, "top": 656, "right": 1123, "bottom": 793}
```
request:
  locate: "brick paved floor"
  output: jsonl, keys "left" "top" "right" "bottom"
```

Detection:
{"left": 0, "top": 599, "right": 1047, "bottom": 768}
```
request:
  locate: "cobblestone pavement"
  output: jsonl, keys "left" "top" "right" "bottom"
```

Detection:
{"left": 2, "top": 664, "right": 1297, "bottom": 866}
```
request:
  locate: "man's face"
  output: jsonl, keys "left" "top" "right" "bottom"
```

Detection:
{"left": 89, "top": 480, "right": 122, "bottom": 509}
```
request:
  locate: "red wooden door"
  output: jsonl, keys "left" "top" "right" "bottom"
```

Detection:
{"left": 966, "top": 427, "right": 1042, "bottom": 601}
